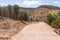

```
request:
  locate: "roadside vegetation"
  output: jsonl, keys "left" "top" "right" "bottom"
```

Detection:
{"left": 0, "top": 5, "right": 29, "bottom": 22}
{"left": 45, "top": 11, "right": 60, "bottom": 29}
{"left": 0, "top": 4, "right": 60, "bottom": 29}
{"left": 0, "top": 5, "right": 29, "bottom": 33}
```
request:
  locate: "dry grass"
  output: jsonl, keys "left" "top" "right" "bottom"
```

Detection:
{"left": 0, "top": 17, "right": 27, "bottom": 40}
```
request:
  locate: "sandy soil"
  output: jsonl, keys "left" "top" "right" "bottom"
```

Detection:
{"left": 0, "top": 18, "right": 26, "bottom": 40}
{"left": 11, "top": 22, "right": 60, "bottom": 40}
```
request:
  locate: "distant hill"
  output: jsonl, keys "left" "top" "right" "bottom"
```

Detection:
{"left": 38, "top": 5, "right": 60, "bottom": 9}
{"left": 0, "top": 5, "right": 60, "bottom": 21}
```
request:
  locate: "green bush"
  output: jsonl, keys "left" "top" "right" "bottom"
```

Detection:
{"left": 46, "top": 13, "right": 55, "bottom": 25}
{"left": 51, "top": 17, "right": 60, "bottom": 29}
{"left": 57, "top": 11, "right": 60, "bottom": 16}
{"left": 20, "top": 11, "right": 29, "bottom": 21}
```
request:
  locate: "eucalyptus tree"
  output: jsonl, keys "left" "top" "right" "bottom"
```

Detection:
{"left": 14, "top": 4, "right": 20, "bottom": 20}
{"left": 8, "top": 5, "right": 12, "bottom": 18}
{"left": 0, "top": 7, "right": 1, "bottom": 16}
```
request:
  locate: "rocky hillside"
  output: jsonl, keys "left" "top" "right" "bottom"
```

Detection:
{"left": 0, "top": 5, "right": 60, "bottom": 21}
{"left": 32, "top": 5, "right": 60, "bottom": 20}
{"left": 17, "top": 5, "right": 60, "bottom": 20}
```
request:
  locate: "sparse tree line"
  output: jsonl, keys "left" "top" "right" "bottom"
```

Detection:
{"left": 0, "top": 4, "right": 60, "bottom": 29}
{"left": 0, "top": 5, "right": 29, "bottom": 21}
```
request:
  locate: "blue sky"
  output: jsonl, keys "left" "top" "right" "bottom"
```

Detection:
{"left": 0, "top": 0, "right": 60, "bottom": 8}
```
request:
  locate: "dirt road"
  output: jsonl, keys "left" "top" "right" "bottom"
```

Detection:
{"left": 11, "top": 22, "right": 60, "bottom": 40}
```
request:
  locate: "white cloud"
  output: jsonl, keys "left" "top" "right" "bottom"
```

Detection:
{"left": 0, "top": 3, "right": 8, "bottom": 7}
{"left": 22, "top": 0, "right": 42, "bottom": 7}
{"left": 54, "top": 1, "right": 60, "bottom": 4}
{"left": 15, "top": 2, "right": 20, "bottom": 5}
{"left": 0, "top": 3, "right": 5, "bottom": 6}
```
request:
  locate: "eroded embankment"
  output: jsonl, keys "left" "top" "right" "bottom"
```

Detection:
{"left": 0, "top": 17, "right": 27, "bottom": 40}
